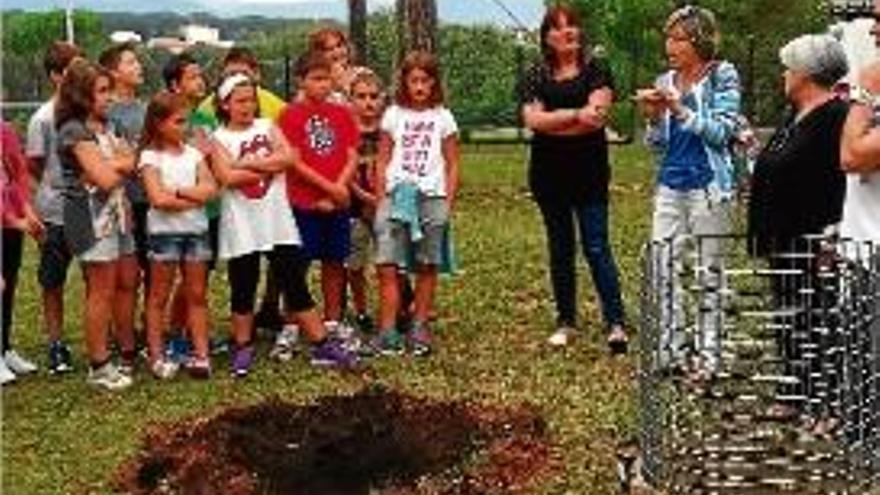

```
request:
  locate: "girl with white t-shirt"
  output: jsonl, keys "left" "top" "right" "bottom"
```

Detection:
{"left": 140, "top": 92, "right": 217, "bottom": 379}
{"left": 210, "top": 74, "right": 357, "bottom": 377}
{"left": 372, "top": 51, "right": 460, "bottom": 357}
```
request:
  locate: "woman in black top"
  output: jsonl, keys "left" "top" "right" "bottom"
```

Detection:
{"left": 520, "top": 5, "right": 627, "bottom": 352}
{"left": 748, "top": 34, "right": 849, "bottom": 432}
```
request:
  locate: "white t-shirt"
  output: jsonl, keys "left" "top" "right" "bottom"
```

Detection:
{"left": 213, "top": 118, "right": 300, "bottom": 259}
{"left": 138, "top": 145, "right": 209, "bottom": 235}
{"left": 841, "top": 172, "right": 880, "bottom": 248}
{"left": 381, "top": 105, "right": 458, "bottom": 196}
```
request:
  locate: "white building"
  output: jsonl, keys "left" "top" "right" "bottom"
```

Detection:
{"left": 110, "top": 30, "right": 142, "bottom": 44}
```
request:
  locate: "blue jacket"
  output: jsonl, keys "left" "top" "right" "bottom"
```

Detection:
{"left": 646, "top": 61, "right": 742, "bottom": 199}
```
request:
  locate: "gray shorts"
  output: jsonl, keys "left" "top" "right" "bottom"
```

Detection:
{"left": 374, "top": 196, "right": 448, "bottom": 267}
{"left": 79, "top": 230, "right": 136, "bottom": 264}
{"left": 346, "top": 218, "right": 374, "bottom": 271}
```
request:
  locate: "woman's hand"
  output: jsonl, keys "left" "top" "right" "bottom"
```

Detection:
{"left": 635, "top": 88, "right": 667, "bottom": 121}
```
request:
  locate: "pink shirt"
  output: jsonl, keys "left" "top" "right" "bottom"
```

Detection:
{"left": 2, "top": 121, "right": 31, "bottom": 225}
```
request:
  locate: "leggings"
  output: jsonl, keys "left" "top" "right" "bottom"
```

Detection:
{"left": 2, "top": 228, "right": 24, "bottom": 353}
{"left": 228, "top": 245, "right": 314, "bottom": 315}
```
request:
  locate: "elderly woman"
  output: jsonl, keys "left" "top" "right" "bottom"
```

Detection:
{"left": 748, "top": 34, "right": 849, "bottom": 430}
{"left": 519, "top": 5, "right": 628, "bottom": 352}
{"left": 638, "top": 5, "right": 741, "bottom": 376}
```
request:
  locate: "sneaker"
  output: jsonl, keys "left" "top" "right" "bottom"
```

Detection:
{"left": 118, "top": 357, "right": 136, "bottom": 377}
{"left": 310, "top": 338, "right": 359, "bottom": 368}
{"left": 269, "top": 325, "right": 299, "bottom": 362}
{"left": 4, "top": 350, "right": 37, "bottom": 375}
{"left": 209, "top": 337, "right": 230, "bottom": 356}
{"left": 165, "top": 336, "right": 192, "bottom": 364}
{"left": 48, "top": 341, "right": 74, "bottom": 374}
{"left": 548, "top": 326, "right": 578, "bottom": 347}
{"left": 230, "top": 345, "right": 255, "bottom": 378}
{"left": 368, "top": 329, "right": 406, "bottom": 356}
{"left": 407, "top": 323, "right": 433, "bottom": 357}
{"left": 354, "top": 313, "right": 375, "bottom": 334}
{"left": 0, "top": 359, "right": 16, "bottom": 385}
{"left": 185, "top": 357, "right": 212, "bottom": 380}
{"left": 150, "top": 358, "right": 179, "bottom": 380}
{"left": 87, "top": 362, "right": 133, "bottom": 391}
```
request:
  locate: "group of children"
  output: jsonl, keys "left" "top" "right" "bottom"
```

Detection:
{"left": 0, "top": 27, "right": 461, "bottom": 390}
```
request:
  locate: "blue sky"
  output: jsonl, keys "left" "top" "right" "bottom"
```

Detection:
{"left": 4, "top": 0, "right": 546, "bottom": 28}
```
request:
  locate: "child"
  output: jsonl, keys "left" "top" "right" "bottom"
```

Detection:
{"left": 277, "top": 51, "right": 359, "bottom": 354}
{"left": 2, "top": 120, "right": 44, "bottom": 384}
{"left": 346, "top": 69, "right": 385, "bottom": 332}
{"left": 210, "top": 73, "right": 357, "bottom": 376}
{"left": 56, "top": 59, "right": 139, "bottom": 390}
{"left": 99, "top": 42, "right": 147, "bottom": 371}
{"left": 372, "top": 51, "right": 460, "bottom": 357}
{"left": 26, "top": 41, "right": 81, "bottom": 374}
{"left": 308, "top": 27, "right": 359, "bottom": 103}
{"left": 139, "top": 91, "right": 217, "bottom": 379}
{"left": 198, "top": 47, "right": 287, "bottom": 332}
{"left": 162, "top": 53, "right": 218, "bottom": 361}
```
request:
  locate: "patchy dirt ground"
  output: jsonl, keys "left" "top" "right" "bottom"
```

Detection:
{"left": 113, "top": 386, "right": 557, "bottom": 494}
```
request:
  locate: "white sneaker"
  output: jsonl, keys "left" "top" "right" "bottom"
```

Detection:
{"left": 150, "top": 359, "right": 179, "bottom": 380}
{"left": 4, "top": 350, "right": 37, "bottom": 374}
{"left": 0, "top": 359, "right": 16, "bottom": 385}
{"left": 548, "top": 326, "right": 578, "bottom": 347}
{"left": 270, "top": 325, "right": 299, "bottom": 362}
{"left": 87, "top": 362, "right": 133, "bottom": 391}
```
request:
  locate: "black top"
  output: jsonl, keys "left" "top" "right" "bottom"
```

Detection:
{"left": 519, "top": 58, "right": 614, "bottom": 204}
{"left": 748, "top": 98, "right": 849, "bottom": 255}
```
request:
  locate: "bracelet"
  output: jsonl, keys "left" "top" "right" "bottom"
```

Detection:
{"left": 851, "top": 85, "right": 880, "bottom": 108}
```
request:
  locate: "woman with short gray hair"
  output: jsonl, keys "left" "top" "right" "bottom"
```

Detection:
{"left": 748, "top": 33, "right": 849, "bottom": 431}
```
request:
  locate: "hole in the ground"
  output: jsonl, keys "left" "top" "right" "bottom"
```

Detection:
{"left": 114, "top": 386, "right": 555, "bottom": 494}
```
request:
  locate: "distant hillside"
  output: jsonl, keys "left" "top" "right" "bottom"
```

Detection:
{"left": 99, "top": 11, "right": 336, "bottom": 41}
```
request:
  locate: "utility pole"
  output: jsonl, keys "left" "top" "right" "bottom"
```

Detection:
{"left": 66, "top": 0, "right": 75, "bottom": 43}
{"left": 348, "top": 0, "right": 368, "bottom": 66}
{"left": 396, "top": 0, "right": 438, "bottom": 60}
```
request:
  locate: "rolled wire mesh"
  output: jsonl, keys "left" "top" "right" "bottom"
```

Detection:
{"left": 638, "top": 235, "right": 880, "bottom": 494}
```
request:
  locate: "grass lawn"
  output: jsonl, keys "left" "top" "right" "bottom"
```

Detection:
{"left": 2, "top": 143, "right": 657, "bottom": 494}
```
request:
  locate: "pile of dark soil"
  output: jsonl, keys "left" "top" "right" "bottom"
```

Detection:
{"left": 113, "top": 387, "right": 555, "bottom": 494}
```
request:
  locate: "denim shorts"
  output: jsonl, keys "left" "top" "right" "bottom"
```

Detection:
{"left": 148, "top": 233, "right": 212, "bottom": 263}
{"left": 38, "top": 224, "right": 73, "bottom": 290}
{"left": 293, "top": 208, "right": 351, "bottom": 262}
{"left": 80, "top": 230, "right": 136, "bottom": 264}
{"left": 374, "top": 196, "right": 448, "bottom": 267}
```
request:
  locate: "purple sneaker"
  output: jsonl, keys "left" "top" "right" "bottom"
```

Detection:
{"left": 310, "top": 338, "right": 359, "bottom": 369}
{"left": 230, "top": 345, "right": 255, "bottom": 378}
{"left": 407, "top": 323, "right": 433, "bottom": 357}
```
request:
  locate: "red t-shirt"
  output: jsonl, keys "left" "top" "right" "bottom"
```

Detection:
{"left": 279, "top": 100, "right": 358, "bottom": 209}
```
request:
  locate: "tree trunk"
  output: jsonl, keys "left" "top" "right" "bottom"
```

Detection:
{"left": 348, "top": 0, "right": 368, "bottom": 66}
{"left": 396, "top": 0, "right": 438, "bottom": 61}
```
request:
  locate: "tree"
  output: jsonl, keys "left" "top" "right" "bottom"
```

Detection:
{"left": 396, "top": 0, "right": 438, "bottom": 58}
{"left": 349, "top": 0, "right": 368, "bottom": 65}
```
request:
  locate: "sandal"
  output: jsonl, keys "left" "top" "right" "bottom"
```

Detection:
{"left": 607, "top": 325, "right": 629, "bottom": 355}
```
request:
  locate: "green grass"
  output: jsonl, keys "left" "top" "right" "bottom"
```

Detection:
{"left": 2, "top": 144, "right": 657, "bottom": 494}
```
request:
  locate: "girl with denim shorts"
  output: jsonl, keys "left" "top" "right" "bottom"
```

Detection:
{"left": 371, "top": 51, "right": 460, "bottom": 357}
{"left": 57, "top": 59, "right": 139, "bottom": 391}
{"left": 139, "top": 91, "right": 218, "bottom": 380}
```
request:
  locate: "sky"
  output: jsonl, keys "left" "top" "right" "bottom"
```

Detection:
{"left": 3, "top": 0, "right": 546, "bottom": 28}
